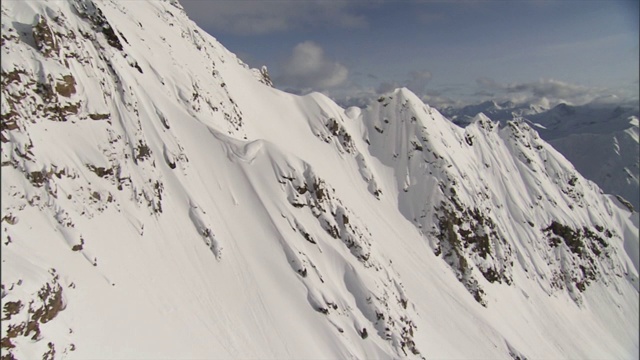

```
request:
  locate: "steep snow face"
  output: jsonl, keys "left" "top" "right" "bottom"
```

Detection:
{"left": 547, "top": 120, "right": 639, "bottom": 212}
{"left": 443, "top": 101, "right": 640, "bottom": 210}
{"left": 362, "top": 89, "right": 638, "bottom": 306}
{"left": 1, "top": 1, "right": 638, "bottom": 360}
{"left": 530, "top": 106, "right": 640, "bottom": 211}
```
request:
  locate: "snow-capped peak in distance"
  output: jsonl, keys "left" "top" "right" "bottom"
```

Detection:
{"left": 1, "top": 1, "right": 638, "bottom": 359}
{"left": 440, "top": 100, "right": 550, "bottom": 127}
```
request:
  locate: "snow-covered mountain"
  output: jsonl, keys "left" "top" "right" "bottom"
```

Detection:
{"left": 443, "top": 100, "right": 640, "bottom": 211}
{"left": 529, "top": 104, "right": 639, "bottom": 212}
{"left": 440, "top": 100, "right": 549, "bottom": 127}
{"left": 1, "top": 1, "right": 638, "bottom": 359}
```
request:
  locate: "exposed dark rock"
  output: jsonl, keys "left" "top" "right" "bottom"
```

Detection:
{"left": 88, "top": 113, "right": 110, "bottom": 120}
{"left": 33, "top": 16, "right": 58, "bottom": 57}
{"left": 55, "top": 75, "right": 76, "bottom": 97}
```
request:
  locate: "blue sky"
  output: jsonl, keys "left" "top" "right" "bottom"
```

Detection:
{"left": 181, "top": 0, "right": 639, "bottom": 108}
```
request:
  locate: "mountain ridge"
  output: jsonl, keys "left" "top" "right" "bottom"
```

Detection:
{"left": 442, "top": 100, "right": 639, "bottom": 211}
{"left": 1, "top": 1, "right": 638, "bottom": 359}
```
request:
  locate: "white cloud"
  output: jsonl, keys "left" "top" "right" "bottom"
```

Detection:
{"left": 406, "top": 70, "right": 432, "bottom": 94}
{"left": 374, "top": 70, "right": 432, "bottom": 95}
{"left": 421, "top": 94, "right": 461, "bottom": 109}
{"left": 278, "top": 41, "right": 348, "bottom": 90}
{"left": 375, "top": 81, "right": 401, "bottom": 94}
{"left": 474, "top": 77, "right": 634, "bottom": 107}
{"left": 180, "top": 0, "right": 367, "bottom": 35}
{"left": 322, "top": 69, "right": 435, "bottom": 108}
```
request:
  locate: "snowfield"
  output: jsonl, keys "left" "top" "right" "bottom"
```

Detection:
{"left": 1, "top": 1, "right": 638, "bottom": 359}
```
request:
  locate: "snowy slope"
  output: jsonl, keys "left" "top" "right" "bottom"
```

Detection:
{"left": 547, "top": 121, "right": 639, "bottom": 211}
{"left": 1, "top": 1, "right": 638, "bottom": 359}
{"left": 442, "top": 101, "right": 639, "bottom": 210}
{"left": 528, "top": 104, "right": 639, "bottom": 211}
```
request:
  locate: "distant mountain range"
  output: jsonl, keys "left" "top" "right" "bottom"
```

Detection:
{"left": 440, "top": 100, "right": 549, "bottom": 125}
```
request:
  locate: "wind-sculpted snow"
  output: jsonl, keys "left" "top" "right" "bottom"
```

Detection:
{"left": 1, "top": 1, "right": 638, "bottom": 359}
{"left": 210, "top": 135, "right": 422, "bottom": 356}
{"left": 361, "top": 89, "right": 637, "bottom": 307}
{"left": 273, "top": 159, "right": 421, "bottom": 356}
{"left": 548, "top": 119, "right": 639, "bottom": 211}
{"left": 445, "top": 100, "right": 640, "bottom": 211}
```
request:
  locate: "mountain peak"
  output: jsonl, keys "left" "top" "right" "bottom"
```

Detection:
{"left": 392, "top": 86, "right": 423, "bottom": 103}
{"left": 552, "top": 102, "right": 576, "bottom": 116}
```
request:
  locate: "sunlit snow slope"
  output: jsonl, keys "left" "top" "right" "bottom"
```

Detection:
{"left": 445, "top": 101, "right": 640, "bottom": 211}
{"left": 1, "top": 1, "right": 638, "bottom": 359}
{"left": 531, "top": 105, "right": 640, "bottom": 212}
